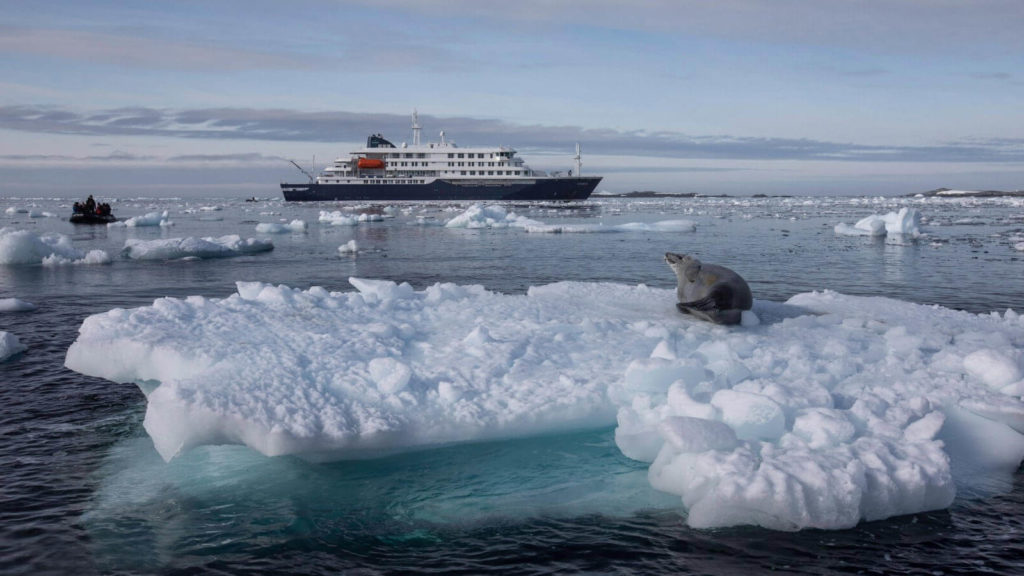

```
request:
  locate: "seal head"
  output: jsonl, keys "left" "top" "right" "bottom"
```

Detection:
{"left": 665, "top": 252, "right": 753, "bottom": 325}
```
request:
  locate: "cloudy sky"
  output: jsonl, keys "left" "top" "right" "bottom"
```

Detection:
{"left": 2, "top": 0, "right": 1023, "bottom": 197}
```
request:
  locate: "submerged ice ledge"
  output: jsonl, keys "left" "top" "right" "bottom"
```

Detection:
{"left": 64, "top": 279, "right": 1024, "bottom": 531}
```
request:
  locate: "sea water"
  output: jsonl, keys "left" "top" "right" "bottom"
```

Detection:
{"left": 1, "top": 194, "right": 1023, "bottom": 574}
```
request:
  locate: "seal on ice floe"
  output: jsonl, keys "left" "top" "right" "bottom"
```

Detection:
{"left": 665, "top": 252, "right": 752, "bottom": 325}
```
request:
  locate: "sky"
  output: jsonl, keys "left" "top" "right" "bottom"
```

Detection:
{"left": 1, "top": 0, "right": 1023, "bottom": 197}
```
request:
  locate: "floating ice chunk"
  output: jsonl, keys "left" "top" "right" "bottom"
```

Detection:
{"left": 0, "top": 228, "right": 111, "bottom": 265}
{"left": 0, "top": 298, "right": 37, "bottom": 312}
{"left": 121, "top": 235, "right": 273, "bottom": 260}
{"left": 43, "top": 249, "right": 113, "bottom": 266}
{"left": 444, "top": 204, "right": 695, "bottom": 234}
{"left": 612, "top": 220, "right": 697, "bottom": 233}
{"left": 111, "top": 210, "right": 172, "bottom": 227}
{"left": 0, "top": 331, "right": 27, "bottom": 361}
{"left": 524, "top": 219, "right": 698, "bottom": 234}
{"left": 337, "top": 240, "right": 358, "bottom": 254}
{"left": 835, "top": 207, "right": 922, "bottom": 239}
{"left": 444, "top": 204, "right": 542, "bottom": 229}
{"left": 318, "top": 211, "right": 358, "bottom": 226}
{"left": 256, "top": 220, "right": 307, "bottom": 234}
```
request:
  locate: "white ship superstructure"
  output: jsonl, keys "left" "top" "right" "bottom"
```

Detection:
{"left": 281, "top": 111, "right": 599, "bottom": 201}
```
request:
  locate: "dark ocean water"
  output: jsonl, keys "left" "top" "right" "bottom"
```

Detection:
{"left": 2, "top": 194, "right": 1023, "bottom": 575}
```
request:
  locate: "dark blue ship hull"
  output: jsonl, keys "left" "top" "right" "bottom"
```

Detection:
{"left": 281, "top": 177, "right": 600, "bottom": 202}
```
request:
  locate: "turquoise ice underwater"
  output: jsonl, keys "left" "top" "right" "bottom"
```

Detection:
{"left": 3, "top": 194, "right": 1024, "bottom": 573}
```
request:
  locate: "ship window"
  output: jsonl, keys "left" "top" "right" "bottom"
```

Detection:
{"left": 448, "top": 153, "right": 454, "bottom": 158}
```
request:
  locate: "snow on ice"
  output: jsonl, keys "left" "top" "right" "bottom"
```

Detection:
{"left": 0, "top": 228, "right": 111, "bottom": 266}
{"left": 64, "top": 277, "right": 1024, "bottom": 531}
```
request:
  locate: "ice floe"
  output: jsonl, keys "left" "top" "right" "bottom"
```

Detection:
{"left": 319, "top": 211, "right": 357, "bottom": 226}
{"left": 256, "top": 220, "right": 307, "bottom": 234}
{"left": 121, "top": 235, "right": 273, "bottom": 260}
{"left": 64, "top": 279, "right": 1024, "bottom": 531}
{"left": 444, "top": 204, "right": 542, "bottom": 229}
{"left": 0, "top": 228, "right": 112, "bottom": 266}
{"left": 109, "top": 210, "right": 173, "bottom": 228}
{"left": 835, "top": 207, "right": 922, "bottom": 240}
{"left": 444, "top": 204, "right": 697, "bottom": 233}
{"left": 0, "top": 331, "right": 27, "bottom": 362}
{"left": 0, "top": 298, "right": 37, "bottom": 312}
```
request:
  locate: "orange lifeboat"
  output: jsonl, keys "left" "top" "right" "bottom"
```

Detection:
{"left": 357, "top": 158, "right": 386, "bottom": 169}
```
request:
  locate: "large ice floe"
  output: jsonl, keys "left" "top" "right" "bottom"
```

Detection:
{"left": 121, "top": 235, "right": 273, "bottom": 260}
{"left": 64, "top": 279, "right": 1024, "bottom": 531}
{"left": 0, "top": 228, "right": 111, "bottom": 265}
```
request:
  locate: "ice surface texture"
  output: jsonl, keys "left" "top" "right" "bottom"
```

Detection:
{"left": 64, "top": 280, "right": 1024, "bottom": 531}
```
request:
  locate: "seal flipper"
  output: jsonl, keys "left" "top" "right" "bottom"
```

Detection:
{"left": 677, "top": 296, "right": 724, "bottom": 324}
{"left": 678, "top": 296, "right": 719, "bottom": 312}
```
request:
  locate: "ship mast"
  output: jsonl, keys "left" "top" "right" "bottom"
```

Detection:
{"left": 411, "top": 109, "right": 422, "bottom": 146}
{"left": 574, "top": 142, "right": 582, "bottom": 177}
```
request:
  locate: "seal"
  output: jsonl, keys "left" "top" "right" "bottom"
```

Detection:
{"left": 665, "top": 252, "right": 752, "bottom": 325}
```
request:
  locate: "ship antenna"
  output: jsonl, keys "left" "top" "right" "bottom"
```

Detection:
{"left": 412, "top": 109, "right": 422, "bottom": 146}
{"left": 574, "top": 142, "right": 582, "bottom": 177}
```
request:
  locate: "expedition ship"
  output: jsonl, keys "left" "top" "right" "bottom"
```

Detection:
{"left": 281, "top": 112, "right": 601, "bottom": 201}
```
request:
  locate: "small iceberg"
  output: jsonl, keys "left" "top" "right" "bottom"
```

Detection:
{"left": 337, "top": 240, "right": 358, "bottom": 254}
{"left": 835, "top": 207, "right": 922, "bottom": 240}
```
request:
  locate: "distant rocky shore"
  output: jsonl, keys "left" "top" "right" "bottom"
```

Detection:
{"left": 910, "top": 188, "right": 1024, "bottom": 198}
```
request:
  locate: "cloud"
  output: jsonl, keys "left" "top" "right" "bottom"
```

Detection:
{"left": 0, "top": 26, "right": 319, "bottom": 71}
{"left": 348, "top": 0, "right": 1024, "bottom": 57}
{"left": 2, "top": 105, "right": 1023, "bottom": 164}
